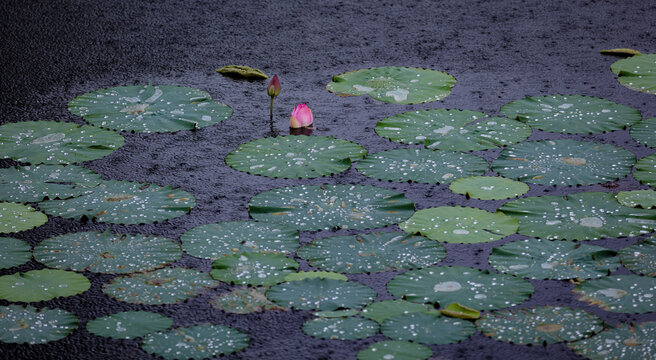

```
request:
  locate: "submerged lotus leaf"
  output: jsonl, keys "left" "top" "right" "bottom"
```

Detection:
{"left": 634, "top": 154, "right": 656, "bottom": 187}
{"left": 619, "top": 237, "right": 656, "bottom": 277}
{"left": 0, "top": 165, "right": 102, "bottom": 202}
{"left": 226, "top": 135, "right": 366, "bottom": 179}
{"left": 573, "top": 275, "right": 656, "bottom": 313}
{"left": 381, "top": 312, "right": 476, "bottom": 345}
{"left": 362, "top": 300, "right": 439, "bottom": 324}
{"left": 34, "top": 231, "right": 182, "bottom": 273}
{"left": 210, "top": 252, "right": 298, "bottom": 286}
{"left": 302, "top": 317, "right": 379, "bottom": 340}
{"left": 141, "top": 324, "right": 249, "bottom": 360}
{"left": 449, "top": 176, "right": 529, "bottom": 200}
{"left": 488, "top": 238, "right": 620, "bottom": 280}
{"left": 0, "top": 305, "right": 78, "bottom": 344}
{"left": 356, "top": 148, "right": 488, "bottom": 184}
{"left": 387, "top": 266, "right": 534, "bottom": 310}
{"left": 68, "top": 84, "right": 233, "bottom": 133}
{"left": 500, "top": 94, "right": 641, "bottom": 133}
{"left": 327, "top": 66, "right": 456, "bottom": 104}
{"left": 39, "top": 179, "right": 195, "bottom": 224}
{"left": 102, "top": 267, "right": 218, "bottom": 305}
{"left": 491, "top": 139, "right": 635, "bottom": 186}
{"left": 209, "top": 287, "right": 287, "bottom": 314}
{"left": 0, "top": 237, "right": 32, "bottom": 269}
{"left": 267, "top": 278, "right": 376, "bottom": 311}
{"left": 357, "top": 340, "right": 433, "bottom": 360}
{"left": 477, "top": 306, "right": 602, "bottom": 344}
{"left": 568, "top": 321, "right": 656, "bottom": 360}
{"left": 0, "top": 121, "right": 124, "bottom": 164}
{"left": 216, "top": 65, "right": 268, "bottom": 79}
{"left": 86, "top": 311, "right": 172, "bottom": 339}
{"left": 500, "top": 192, "right": 656, "bottom": 240}
{"left": 284, "top": 271, "right": 348, "bottom": 282}
{"left": 0, "top": 269, "right": 90, "bottom": 302}
{"left": 610, "top": 54, "right": 656, "bottom": 95}
{"left": 616, "top": 190, "right": 656, "bottom": 209}
{"left": 298, "top": 232, "right": 445, "bottom": 273}
{"left": 248, "top": 184, "right": 415, "bottom": 231}
{"left": 399, "top": 206, "right": 518, "bottom": 243}
{"left": 630, "top": 117, "right": 656, "bottom": 148}
{"left": 0, "top": 202, "right": 48, "bottom": 233}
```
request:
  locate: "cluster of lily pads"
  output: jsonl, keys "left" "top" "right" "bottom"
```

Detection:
{"left": 1, "top": 53, "right": 655, "bottom": 360}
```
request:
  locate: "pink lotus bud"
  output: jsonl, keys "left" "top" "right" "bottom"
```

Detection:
{"left": 267, "top": 74, "right": 281, "bottom": 97}
{"left": 289, "top": 104, "right": 313, "bottom": 128}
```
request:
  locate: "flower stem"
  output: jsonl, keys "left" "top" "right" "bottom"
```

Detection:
{"left": 269, "top": 96, "right": 274, "bottom": 135}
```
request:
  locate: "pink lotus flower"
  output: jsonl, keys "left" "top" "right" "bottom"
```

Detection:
{"left": 289, "top": 104, "right": 313, "bottom": 128}
{"left": 267, "top": 74, "right": 281, "bottom": 98}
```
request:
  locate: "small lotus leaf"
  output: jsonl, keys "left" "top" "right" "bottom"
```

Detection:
{"left": 0, "top": 202, "right": 48, "bottom": 233}
{"left": 616, "top": 190, "right": 656, "bottom": 209}
{"left": 267, "top": 278, "right": 376, "bottom": 311}
{"left": 568, "top": 321, "right": 656, "bottom": 360}
{"left": 634, "top": 154, "right": 656, "bottom": 187}
{"left": 0, "top": 269, "right": 90, "bottom": 302}
{"left": 630, "top": 117, "right": 656, "bottom": 148}
{"left": 210, "top": 287, "right": 288, "bottom": 314}
{"left": 573, "top": 275, "right": 656, "bottom": 313}
{"left": 302, "top": 317, "right": 379, "bottom": 340}
{"left": 440, "top": 303, "right": 480, "bottom": 320}
{"left": 284, "top": 271, "right": 348, "bottom": 282}
{"left": 0, "top": 237, "right": 32, "bottom": 269}
{"left": 141, "top": 324, "right": 249, "bottom": 359}
{"left": 210, "top": 252, "right": 298, "bottom": 286}
{"left": 357, "top": 340, "right": 433, "bottom": 360}
{"left": 381, "top": 312, "right": 476, "bottom": 345}
{"left": 619, "top": 237, "right": 656, "bottom": 277}
{"left": 0, "top": 305, "right": 78, "bottom": 344}
{"left": 362, "top": 300, "right": 439, "bottom": 324}
{"left": 0, "top": 165, "right": 102, "bottom": 202}
{"left": 449, "top": 176, "right": 529, "bottom": 200}
{"left": 216, "top": 65, "right": 268, "bottom": 79}
{"left": 86, "top": 311, "right": 172, "bottom": 339}
{"left": 610, "top": 54, "right": 656, "bottom": 95}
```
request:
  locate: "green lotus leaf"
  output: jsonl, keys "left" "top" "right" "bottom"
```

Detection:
{"left": 0, "top": 305, "right": 78, "bottom": 344}
{"left": 0, "top": 165, "right": 102, "bottom": 202}
{"left": 0, "top": 120, "right": 124, "bottom": 164}
{"left": 361, "top": 300, "right": 439, "bottom": 324}
{"left": 610, "top": 54, "right": 656, "bottom": 95}
{"left": 616, "top": 190, "right": 656, "bottom": 209}
{"left": 209, "top": 287, "right": 288, "bottom": 314}
{"left": 634, "top": 154, "right": 656, "bottom": 187}
{"left": 357, "top": 340, "right": 433, "bottom": 360}
{"left": 619, "top": 237, "right": 656, "bottom": 277}
{"left": 568, "top": 321, "right": 656, "bottom": 360}
{"left": 0, "top": 237, "right": 32, "bottom": 269}
{"left": 440, "top": 303, "right": 480, "bottom": 320}
{"left": 327, "top": 66, "right": 456, "bottom": 104}
{"left": 573, "top": 275, "right": 656, "bottom": 313}
{"left": 284, "top": 271, "right": 348, "bottom": 282}
{"left": 381, "top": 312, "right": 476, "bottom": 345}
{"left": 141, "top": 324, "right": 249, "bottom": 360}
{"left": 449, "top": 176, "right": 529, "bottom": 200}
{"left": 216, "top": 65, "right": 268, "bottom": 79}
{"left": 630, "top": 117, "right": 656, "bottom": 148}
{"left": 302, "top": 317, "right": 379, "bottom": 340}
{"left": 312, "top": 309, "right": 359, "bottom": 318}
{"left": 267, "top": 278, "right": 376, "bottom": 311}
{"left": 0, "top": 269, "right": 90, "bottom": 302}
{"left": 68, "top": 84, "right": 232, "bottom": 133}
{"left": 86, "top": 311, "right": 172, "bottom": 339}
{"left": 0, "top": 202, "right": 48, "bottom": 233}
{"left": 210, "top": 252, "right": 298, "bottom": 286}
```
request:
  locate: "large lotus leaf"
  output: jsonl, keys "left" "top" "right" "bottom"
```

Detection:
{"left": 449, "top": 176, "right": 529, "bottom": 200}
{"left": 210, "top": 252, "right": 298, "bottom": 286}
{"left": 387, "top": 266, "right": 534, "bottom": 310}
{"left": 86, "top": 311, "right": 172, "bottom": 339}
{"left": 572, "top": 275, "right": 656, "bottom": 313}
{"left": 248, "top": 184, "right": 415, "bottom": 231}
{"left": 357, "top": 340, "right": 433, "bottom": 360}
{"left": 375, "top": 109, "right": 531, "bottom": 151}
{"left": 39, "top": 179, "right": 195, "bottom": 224}
{"left": 356, "top": 148, "right": 488, "bottom": 184}
{"left": 312, "top": 309, "right": 359, "bottom": 318}
{"left": 141, "top": 324, "right": 249, "bottom": 360}
{"left": 500, "top": 95, "right": 641, "bottom": 134}
{"left": 34, "top": 230, "right": 181, "bottom": 273}
{"left": 0, "top": 269, "right": 90, "bottom": 302}
{"left": 0, "top": 305, "right": 78, "bottom": 344}
{"left": 209, "top": 287, "right": 287, "bottom": 314}
{"left": 0, "top": 165, "right": 102, "bottom": 202}
{"left": 102, "top": 267, "right": 218, "bottom": 305}
{"left": 302, "top": 317, "right": 379, "bottom": 340}
{"left": 68, "top": 84, "right": 233, "bottom": 133}
{"left": 0, "top": 121, "right": 124, "bottom": 164}
{"left": 381, "top": 312, "right": 476, "bottom": 345}
{"left": 634, "top": 154, "right": 656, "bottom": 187}
{"left": 610, "top": 54, "right": 656, "bottom": 95}
{"left": 298, "top": 232, "right": 445, "bottom": 273}
{"left": 491, "top": 139, "right": 635, "bottom": 186}
{"left": 477, "top": 306, "right": 602, "bottom": 344}
{"left": 362, "top": 300, "right": 439, "bottom": 324}
{"left": 180, "top": 221, "right": 299, "bottom": 260}
{"left": 630, "top": 117, "right": 656, "bottom": 148}
{"left": 620, "top": 237, "right": 656, "bottom": 277}
{"left": 226, "top": 135, "right": 366, "bottom": 179}
{"left": 499, "top": 192, "right": 656, "bottom": 240}
{"left": 0, "top": 202, "right": 48, "bottom": 233}
{"left": 326, "top": 66, "right": 456, "bottom": 104}
{"left": 616, "top": 190, "right": 656, "bottom": 209}
{"left": 0, "top": 237, "right": 32, "bottom": 269}
{"left": 488, "top": 238, "right": 620, "bottom": 280}
{"left": 267, "top": 278, "right": 376, "bottom": 311}
{"left": 568, "top": 322, "right": 656, "bottom": 360}
{"left": 399, "top": 206, "right": 518, "bottom": 243}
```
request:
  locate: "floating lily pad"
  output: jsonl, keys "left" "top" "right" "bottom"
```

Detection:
{"left": 0, "top": 165, "right": 102, "bottom": 202}
{"left": 568, "top": 321, "right": 656, "bottom": 360}
{"left": 284, "top": 271, "right": 348, "bottom": 282}
{"left": 440, "top": 303, "right": 480, "bottom": 320}
{"left": 634, "top": 154, "right": 656, "bottom": 187}
{"left": 313, "top": 309, "right": 359, "bottom": 318}
{"left": 0, "top": 120, "right": 124, "bottom": 164}
{"left": 302, "top": 317, "right": 379, "bottom": 340}
{"left": 34, "top": 230, "right": 182, "bottom": 273}
{"left": 39, "top": 180, "right": 195, "bottom": 224}
{"left": 68, "top": 84, "right": 233, "bottom": 133}
{"left": 210, "top": 252, "right": 298, "bottom": 286}
{"left": 248, "top": 184, "right": 415, "bottom": 231}
{"left": 226, "top": 135, "right": 366, "bottom": 179}
{"left": 488, "top": 238, "right": 620, "bottom": 280}
{"left": 630, "top": 117, "right": 656, "bottom": 148}
{"left": 356, "top": 148, "right": 488, "bottom": 184}
{"left": 500, "top": 95, "right": 641, "bottom": 134}
{"left": 381, "top": 312, "right": 476, "bottom": 345}
{"left": 449, "top": 176, "right": 529, "bottom": 200}
{"left": 491, "top": 139, "right": 635, "bottom": 186}
{"left": 616, "top": 190, "right": 656, "bottom": 209}
{"left": 0, "top": 305, "right": 78, "bottom": 344}
{"left": 327, "top": 66, "right": 456, "bottom": 104}
{"left": 375, "top": 109, "right": 531, "bottom": 151}
{"left": 102, "top": 267, "right": 218, "bottom": 305}
{"left": 0, "top": 202, "right": 48, "bottom": 233}
{"left": 209, "top": 287, "right": 287, "bottom": 314}
{"left": 0, "top": 269, "right": 90, "bottom": 302}
{"left": 399, "top": 206, "right": 518, "bottom": 243}
{"left": 216, "top": 65, "right": 268, "bottom": 79}
{"left": 499, "top": 192, "right": 656, "bottom": 240}
{"left": 620, "top": 237, "right": 656, "bottom": 277}
{"left": 86, "top": 311, "right": 172, "bottom": 339}
{"left": 0, "top": 237, "right": 31, "bottom": 269}
{"left": 387, "top": 266, "right": 534, "bottom": 310}
{"left": 610, "top": 54, "right": 656, "bottom": 95}
{"left": 298, "top": 232, "right": 445, "bottom": 273}
{"left": 477, "top": 306, "right": 602, "bottom": 344}
{"left": 573, "top": 275, "right": 656, "bottom": 313}
{"left": 267, "top": 278, "right": 376, "bottom": 311}
{"left": 362, "top": 300, "right": 439, "bottom": 324}
{"left": 141, "top": 324, "right": 249, "bottom": 360}
{"left": 357, "top": 340, "right": 433, "bottom": 360}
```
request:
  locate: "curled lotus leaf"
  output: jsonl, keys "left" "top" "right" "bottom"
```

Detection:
{"left": 610, "top": 54, "right": 656, "bottom": 95}
{"left": 630, "top": 117, "right": 656, "bottom": 148}
{"left": 572, "top": 275, "right": 656, "bottom": 313}
{"left": 619, "top": 237, "right": 656, "bottom": 277}
{"left": 216, "top": 65, "right": 268, "bottom": 79}
{"left": 616, "top": 190, "right": 656, "bottom": 209}
{"left": 634, "top": 154, "right": 656, "bottom": 188}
